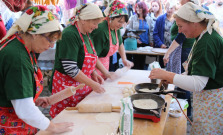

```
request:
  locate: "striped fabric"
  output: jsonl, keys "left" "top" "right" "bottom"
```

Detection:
{"left": 61, "top": 59, "right": 80, "bottom": 78}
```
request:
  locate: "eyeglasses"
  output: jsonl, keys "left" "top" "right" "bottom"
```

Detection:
{"left": 41, "top": 34, "right": 57, "bottom": 44}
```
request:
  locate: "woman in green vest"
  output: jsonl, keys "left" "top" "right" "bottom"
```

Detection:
{"left": 49, "top": 3, "right": 106, "bottom": 118}
{"left": 91, "top": 0, "right": 134, "bottom": 79}
{"left": 0, "top": 6, "right": 73, "bottom": 134}
{"left": 150, "top": 3, "right": 223, "bottom": 134}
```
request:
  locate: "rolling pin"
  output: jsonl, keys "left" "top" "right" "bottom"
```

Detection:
{"left": 48, "top": 84, "right": 85, "bottom": 105}
{"left": 65, "top": 103, "right": 121, "bottom": 113}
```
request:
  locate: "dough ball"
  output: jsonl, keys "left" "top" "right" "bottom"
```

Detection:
{"left": 131, "top": 88, "right": 135, "bottom": 93}
{"left": 122, "top": 89, "right": 128, "bottom": 94}
{"left": 128, "top": 90, "right": 133, "bottom": 95}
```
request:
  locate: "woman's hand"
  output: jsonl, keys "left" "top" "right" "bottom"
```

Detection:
{"left": 91, "top": 70, "right": 104, "bottom": 84}
{"left": 161, "top": 44, "right": 167, "bottom": 48}
{"left": 163, "top": 53, "right": 170, "bottom": 66}
{"left": 149, "top": 68, "right": 175, "bottom": 84}
{"left": 137, "top": 39, "right": 142, "bottom": 44}
{"left": 46, "top": 121, "right": 74, "bottom": 134}
{"left": 149, "top": 68, "right": 168, "bottom": 80}
{"left": 122, "top": 59, "right": 134, "bottom": 68}
{"left": 35, "top": 97, "right": 49, "bottom": 108}
{"left": 91, "top": 82, "right": 106, "bottom": 93}
{"left": 104, "top": 72, "right": 116, "bottom": 80}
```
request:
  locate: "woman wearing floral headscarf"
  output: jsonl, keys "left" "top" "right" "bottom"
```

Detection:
{"left": 150, "top": 2, "right": 223, "bottom": 134}
{"left": 49, "top": 3, "right": 105, "bottom": 118}
{"left": 91, "top": 0, "right": 134, "bottom": 79}
{"left": 0, "top": 6, "right": 73, "bottom": 134}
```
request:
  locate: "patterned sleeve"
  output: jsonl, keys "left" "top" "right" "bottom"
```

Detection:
{"left": 61, "top": 59, "right": 80, "bottom": 78}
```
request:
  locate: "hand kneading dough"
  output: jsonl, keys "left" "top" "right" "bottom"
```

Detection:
{"left": 83, "top": 125, "right": 113, "bottom": 135}
{"left": 95, "top": 112, "right": 120, "bottom": 122}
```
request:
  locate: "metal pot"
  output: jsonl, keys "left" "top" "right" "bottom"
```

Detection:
{"left": 131, "top": 94, "right": 166, "bottom": 118}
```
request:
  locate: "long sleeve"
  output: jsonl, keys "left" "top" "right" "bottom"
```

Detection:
{"left": 11, "top": 97, "right": 50, "bottom": 130}
{"left": 126, "top": 15, "right": 134, "bottom": 30}
{"left": 146, "top": 15, "right": 154, "bottom": 44}
{"left": 61, "top": 59, "right": 80, "bottom": 78}
{"left": 173, "top": 74, "right": 209, "bottom": 92}
{"left": 153, "top": 20, "right": 163, "bottom": 47}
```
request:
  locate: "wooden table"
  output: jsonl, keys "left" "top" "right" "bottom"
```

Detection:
{"left": 37, "top": 70, "right": 187, "bottom": 135}
{"left": 163, "top": 110, "right": 187, "bottom": 135}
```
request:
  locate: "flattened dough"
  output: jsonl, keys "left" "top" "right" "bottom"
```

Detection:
{"left": 139, "top": 88, "right": 159, "bottom": 93}
{"left": 83, "top": 125, "right": 113, "bottom": 135}
{"left": 95, "top": 112, "right": 120, "bottom": 122}
{"left": 133, "top": 99, "right": 158, "bottom": 109}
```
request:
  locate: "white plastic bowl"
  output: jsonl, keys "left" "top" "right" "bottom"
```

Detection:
{"left": 168, "top": 108, "right": 182, "bottom": 118}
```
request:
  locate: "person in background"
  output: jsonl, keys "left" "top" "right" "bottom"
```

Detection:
{"left": 0, "top": 14, "right": 6, "bottom": 40}
{"left": 2, "top": 0, "right": 26, "bottom": 12}
{"left": 163, "top": 0, "right": 199, "bottom": 117}
{"left": 49, "top": 3, "right": 105, "bottom": 118}
{"left": 148, "top": 0, "right": 163, "bottom": 47}
{"left": 153, "top": 0, "right": 176, "bottom": 48}
{"left": 153, "top": 0, "right": 176, "bottom": 67}
{"left": 91, "top": 0, "right": 134, "bottom": 79}
{"left": 0, "top": 6, "right": 73, "bottom": 134}
{"left": 150, "top": 2, "right": 223, "bottom": 134}
{"left": 208, "top": 0, "right": 223, "bottom": 32}
{"left": 21, "top": 0, "right": 33, "bottom": 13}
{"left": 127, "top": 0, "right": 137, "bottom": 17}
{"left": 126, "top": 1, "right": 152, "bottom": 69}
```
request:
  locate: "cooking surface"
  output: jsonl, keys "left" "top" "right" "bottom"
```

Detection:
{"left": 37, "top": 70, "right": 185, "bottom": 135}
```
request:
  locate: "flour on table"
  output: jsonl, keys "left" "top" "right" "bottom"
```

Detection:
{"left": 95, "top": 112, "right": 120, "bottom": 122}
{"left": 133, "top": 99, "right": 158, "bottom": 109}
{"left": 83, "top": 125, "right": 113, "bottom": 135}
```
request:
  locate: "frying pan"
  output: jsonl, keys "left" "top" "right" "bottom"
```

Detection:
{"left": 131, "top": 94, "right": 165, "bottom": 118}
{"left": 134, "top": 83, "right": 185, "bottom": 95}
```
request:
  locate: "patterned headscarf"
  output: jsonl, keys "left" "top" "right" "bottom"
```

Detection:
{"left": 69, "top": 3, "right": 103, "bottom": 24}
{"left": 176, "top": 2, "right": 217, "bottom": 34}
{"left": 1, "top": 6, "right": 61, "bottom": 42}
{"left": 104, "top": 0, "right": 128, "bottom": 18}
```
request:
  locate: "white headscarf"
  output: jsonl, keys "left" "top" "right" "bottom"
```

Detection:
{"left": 176, "top": 2, "right": 218, "bottom": 34}
{"left": 69, "top": 3, "right": 103, "bottom": 24}
{"left": 1, "top": 6, "right": 61, "bottom": 42}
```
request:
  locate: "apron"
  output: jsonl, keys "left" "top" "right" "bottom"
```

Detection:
{"left": 0, "top": 34, "right": 43, "bottom": 135}
{"left": 96, "top": 18, "right": 119, "bottom": 78}
{"left": 49, "top": 22, "right": 97, "bottom": 118}
{"left": 182, "top": 30, "right": 223, "bottom": 134}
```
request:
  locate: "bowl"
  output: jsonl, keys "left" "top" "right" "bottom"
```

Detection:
{"left": 168, "top": 108, "right": 182, "bottom": 118}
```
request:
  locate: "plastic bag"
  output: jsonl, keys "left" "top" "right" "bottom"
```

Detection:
{"left": 119, "top": 97, "right": 133, "bottom": 135}
{"left": 110, "top": 66, "right": 130, "bottom": 81}
{"left": 170, "top": 98, "right": 189, "bottom": 110}
{"left": 169, "top": 98, "right": 188, "bottom": 118}
{"left": 149, "top": 61, "right": 161, "bottom": 70}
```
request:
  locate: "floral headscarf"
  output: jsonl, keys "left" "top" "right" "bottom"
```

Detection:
{"left": 104, "top": 0, "right": 128, "bottom": 18}
{"left": 176, "top": 2, "right": 217, "bottom": 34}
{"left": 1, "top": 6, "right": 61, "bottom": 42}
{"left": 69, "top": 3, "right": 103, "bottom": 24}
